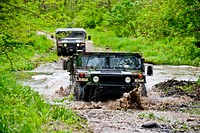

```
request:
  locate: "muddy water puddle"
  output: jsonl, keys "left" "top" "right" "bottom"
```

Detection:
{"left": 18, "top": 61, "right": 71, "bottom": 100}
{"left": 18, "top": 60, "right": 200, "bottom": 133}
{"left": 146, "top": 65, "right": 200, "bottom": 89}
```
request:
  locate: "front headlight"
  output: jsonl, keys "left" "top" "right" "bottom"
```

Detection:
{"left": 125, "top": 77, "right": 131, "bottom": 83}
{"left": 93, "top": 76, "right": 99, "bottom": 83}
{"left": 77, "top": 43, "right": 80, "bottom": 47}
{"left": 64, "top": 44, "right": 67, "bottom": 47}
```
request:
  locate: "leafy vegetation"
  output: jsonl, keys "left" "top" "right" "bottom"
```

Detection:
{"left": 1, "top": 0, "right": 199, "bottom": 66}
{"left": 0, "top": 35, "right": 57, "bottom": 72}
{"left": 87, "top": 29, "right": 200, "bottom": 65}
{"left": 80, "top": 0, "right": 199, "bottom": 66}
{"left": 0, "top": 72, "right": 88, "bottom": 133}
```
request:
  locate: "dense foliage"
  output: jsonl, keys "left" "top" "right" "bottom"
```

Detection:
{"left": 0, "top": 1, "right": 58, "bottom": 71}
{"left": 87, "top": 29, "right": 200, "bottom": 65}
{"left": 1, "top": 0, "right": 199, "bottom": 66}
{"left": 0, "top": 72, "right": 87, "bottom": 133}
{"left": 73, "top": 0, "right": 200, "bottom": 65}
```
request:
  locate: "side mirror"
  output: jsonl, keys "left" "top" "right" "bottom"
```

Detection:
{"left": 88, "top": 35, "right": 91, "bottom": 40}
{"left": 141, "top": 58, "right": 145, "bottom": 72}
{"left": 147, "top": 65, "right": 153, "bottom": 76}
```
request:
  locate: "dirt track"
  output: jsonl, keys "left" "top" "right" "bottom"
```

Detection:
{"left": 19, "top": 33, "right": 200, "bottom": 132}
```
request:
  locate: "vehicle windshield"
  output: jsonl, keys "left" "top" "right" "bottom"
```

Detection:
{"left": 56, "top": 31, "right": 86, "bottom": 39}
{"left": 82, "top": 55, "right": 106, "bottom": 68}
{"left": 110, "top": 55, "right": 140, "bottom": 68}
{"left": 81, "top": 55, "right": 140, "bottom": 69}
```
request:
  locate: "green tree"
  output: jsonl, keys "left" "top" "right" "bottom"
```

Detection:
{"left": 0, "top": 1, "right": 37, "bottom": 70}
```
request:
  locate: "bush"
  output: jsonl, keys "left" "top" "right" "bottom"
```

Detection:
{"left": 87, "top": 29, "right": 200, "bottom": 66}
{"left": 0, "top": 72, "right": 86, "bottom": 133}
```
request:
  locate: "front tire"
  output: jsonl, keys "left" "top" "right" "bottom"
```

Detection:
{"left": 74, "top": 83, "right": 84, "bottom": 101}
{"left": 141, "top": 84, "right": 147, "bottom": 97}
{"left": 63, "top": 60, "right": 68, "bottom": 70}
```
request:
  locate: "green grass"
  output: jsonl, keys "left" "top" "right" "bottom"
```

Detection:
{"left": 138, "top": 112, "right": 168, "bottom": 123}
{"left": 181, "top": 102, "right": 200, "bottom": 115}
{"left": 0, "top": 72, "right": 88, "bottom": 133}
{"left": 87, "top": 29, "right": 200, "bottom": 66}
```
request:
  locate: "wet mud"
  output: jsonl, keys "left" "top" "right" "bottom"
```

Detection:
{"left": 154, "top": 79, "right": 200, "bottom": 100}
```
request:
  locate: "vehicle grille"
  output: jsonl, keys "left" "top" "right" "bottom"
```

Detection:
{"left": 98, "top": 75, "right": 127, "bottom": 85}
{"left": 67, "top": 43, "right": 77, "bottom": 46}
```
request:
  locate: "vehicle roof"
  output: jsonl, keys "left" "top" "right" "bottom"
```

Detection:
{"left": 55, "top": 28, "right": 86, "bottom": 33}
{"left": 79, "top": 52, "right": 142, "bottom": 58}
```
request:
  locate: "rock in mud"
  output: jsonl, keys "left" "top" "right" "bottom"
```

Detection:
{"left": 187, "top": 117, "right": 196, "bottom": 122}
{"left": 141, "top": 122, "right": 161, "bottom": 128}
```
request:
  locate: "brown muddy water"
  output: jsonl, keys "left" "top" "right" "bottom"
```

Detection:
{"left": 17, "top": 59, "right": 200, "bottom": 133}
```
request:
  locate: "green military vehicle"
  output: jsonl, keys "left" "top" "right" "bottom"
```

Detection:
{"left": 55, "top": 28, "right": 90, "bottom": 56}
{"left": 66, "top": 52, "right": 153, "bottom": 101}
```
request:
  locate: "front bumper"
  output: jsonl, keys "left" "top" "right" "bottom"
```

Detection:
{"left": 61, "top": 44, "right": 85, "bottom": 53}
{"left": 84, "top": 83, "right": 136, "bottom": 95}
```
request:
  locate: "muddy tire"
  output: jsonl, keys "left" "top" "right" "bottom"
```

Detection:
{"left": 93, "top": 89, "right": 101, "bottom": 102}
{"left": 141, "top": 84, "right": 147, "bottom": 97}
{"left": 63, "top": 60, "right": 68, "bottom": 70}
{"left": 85, "top": 87, "right": 100, "bottom": 102}
{"left": 57, "top": 48, "right": 62, "bottom": 56}
{"left": 74, "top": 83, "right": 84, "bottom": 100}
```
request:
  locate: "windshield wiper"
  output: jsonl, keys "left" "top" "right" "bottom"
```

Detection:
{"left": 86, "top": 55, "right": 91, "bottom": 66}
{"left": 117, "top": 55, "right": 124, "bottom": 66}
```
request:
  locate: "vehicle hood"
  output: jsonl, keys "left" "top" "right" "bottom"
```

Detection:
{"left": 77, "top": 69, "right": 133, "bottom": 75}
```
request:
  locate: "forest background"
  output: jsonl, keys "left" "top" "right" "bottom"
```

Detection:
{"left": 1, "top": 0, "right": 200, "bottom": 70}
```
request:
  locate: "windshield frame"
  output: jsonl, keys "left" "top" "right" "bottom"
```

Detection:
{"left": 80, "top": 54, "right": 141, "bottom": 70}
{"left": 56, "top": 31, "right": 86, "bottom": 39}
